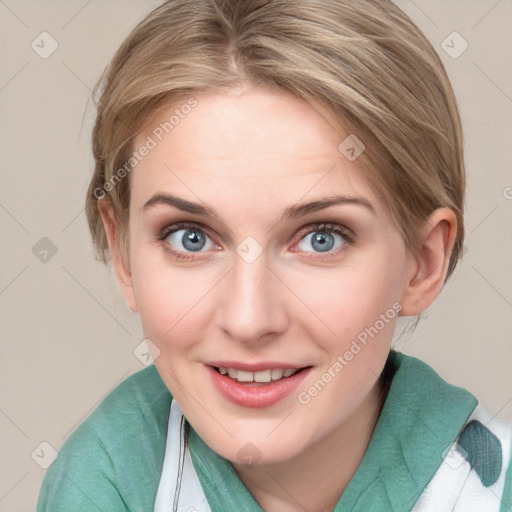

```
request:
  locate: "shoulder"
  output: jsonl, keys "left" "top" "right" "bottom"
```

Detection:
{"left": 385, "top": 351, "right": 512, "bottom": 510}
{"left": 37, "top": 365, "right": 172, "bottom": 512}
{"left": 455, "top": 406, "right": 512, "bottom": 509}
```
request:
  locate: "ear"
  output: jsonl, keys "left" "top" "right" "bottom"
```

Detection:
{"left": 399, "top": 208, "right": 457, "bottom": 316}
{"left": 97, "top": 199, "right": 138, "bottom": 313}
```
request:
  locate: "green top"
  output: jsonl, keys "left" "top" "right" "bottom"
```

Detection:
{"left": 37, "top": 350, "right": 480, "bottom": 511}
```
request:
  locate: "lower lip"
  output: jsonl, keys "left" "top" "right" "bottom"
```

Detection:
{"left": 207, "top": 365, "right": 312, "bottom": 408}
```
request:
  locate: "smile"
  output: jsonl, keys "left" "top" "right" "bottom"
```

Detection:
{"left": 215, "top": 366, "right": 302, "bottom": 383}
{"left": 207, "top": 364, "right": 312, "bottom": 408}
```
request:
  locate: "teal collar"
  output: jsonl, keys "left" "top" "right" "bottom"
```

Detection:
{"left": 187, "top": 350, "right": 478, "bottom": 511}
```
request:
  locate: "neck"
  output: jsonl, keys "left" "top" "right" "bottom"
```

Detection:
{"left": 233, "top": 375, "right": 389, "bottom": 512}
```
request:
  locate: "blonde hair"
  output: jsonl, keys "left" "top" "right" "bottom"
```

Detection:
{"left": 86, "top": 0, "right": 465, "bottom": 281}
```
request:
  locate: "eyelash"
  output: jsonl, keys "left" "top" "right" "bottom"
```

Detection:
{"left": 156, "top": 221, "right": 355, "bottom": 261}
{"left": 156, "top": 222, "right": 212, "bottom": 261}
{"left": 294, "top": 222, "right": 354, "bottom": 259}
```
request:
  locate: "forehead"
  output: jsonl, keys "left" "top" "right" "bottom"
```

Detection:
{"left": 130, "top": 85, "right": 379, "bottom": 212}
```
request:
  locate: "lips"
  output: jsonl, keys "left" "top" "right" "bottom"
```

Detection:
{"left": 206, "top": 363, "right": 312, "bottom": 408}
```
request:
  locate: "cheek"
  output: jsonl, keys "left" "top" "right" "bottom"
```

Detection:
{"left": 129, "top": 249, "right": 212, "bottom": 352}
{"left": 291, "top": 255, "right": 405, "bottom": 433}
{"left": 292, "top": 249, "right": 406, "bottom": 343}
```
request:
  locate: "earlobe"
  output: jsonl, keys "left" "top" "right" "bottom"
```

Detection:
{"left": 399, "top": 208, "right": 457, "bottom": 316}
{"left": 98, "top": 199, "right": 138, "bottom": 313}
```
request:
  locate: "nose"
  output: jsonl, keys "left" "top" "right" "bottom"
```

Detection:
{"left": 217, "top": 253, "right": 289, "bottom": 345}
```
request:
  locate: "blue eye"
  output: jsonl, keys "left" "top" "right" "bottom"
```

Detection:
{"left": 165, "top": 226, "right": 215, "bottom": 253}
{"left": 297, "top": 227, "right": 348, "bottom": 253}
{"left": 158, "top": 222, "right": 352, "bottom": 261}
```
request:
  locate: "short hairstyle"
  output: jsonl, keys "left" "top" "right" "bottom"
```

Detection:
{"left": 86, "top": 0, "right": 465, "bottom": 281}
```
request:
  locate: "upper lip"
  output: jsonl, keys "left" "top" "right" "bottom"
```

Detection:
{"left": 206, "top": 361, "right": 309, "bottom": 372}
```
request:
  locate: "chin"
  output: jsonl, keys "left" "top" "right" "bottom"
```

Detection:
{"left": 209, "top": 431, "right": 308, "bottom": 467}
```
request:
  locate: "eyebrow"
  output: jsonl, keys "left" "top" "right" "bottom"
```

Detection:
{"left": 142, "top": 193, "right": 376, "bottom": 221}
{"left": 280, "top": 195, "right": 376, "bottom": 220}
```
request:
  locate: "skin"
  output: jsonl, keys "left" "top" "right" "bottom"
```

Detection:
{"left": 99, "top": 84, "right": 457, "bottom": 512}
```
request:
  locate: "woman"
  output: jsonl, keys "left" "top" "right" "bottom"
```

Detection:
{"left": 37, "top": 0, "right": 512, "bottom": 510}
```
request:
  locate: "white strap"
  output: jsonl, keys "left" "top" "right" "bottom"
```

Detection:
{"left": 154, "top": 400, "right": 212, "bottom": 512}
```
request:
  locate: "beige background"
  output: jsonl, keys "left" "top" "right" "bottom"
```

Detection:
{"left": 1, "top": 0, "right": 511, "bottom": 510}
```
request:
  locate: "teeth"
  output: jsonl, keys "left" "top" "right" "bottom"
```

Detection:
{"left": 271, "top": 368, "right": 284, "bottom": 380}
{"left": 254, "top": 370, "right": 272, "bottom": 383}
{"left": 236, "top": 370, "right": 254, "bottom": 382}
{"left": 217, "top": 366, "right": 300, "bottom": 383}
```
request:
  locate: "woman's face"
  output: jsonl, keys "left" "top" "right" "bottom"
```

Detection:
{"left": 121, "top": 85, "right": 413, "bottom": 464}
